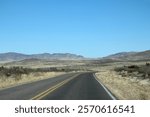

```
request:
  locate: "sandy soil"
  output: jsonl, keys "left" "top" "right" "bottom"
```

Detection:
{"left": 96, "top": 68, "right": 150, "bottom": 100}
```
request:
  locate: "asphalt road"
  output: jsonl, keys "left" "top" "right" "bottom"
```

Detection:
{"left": 0, "top": 73, "right": 116, "bottom": 100}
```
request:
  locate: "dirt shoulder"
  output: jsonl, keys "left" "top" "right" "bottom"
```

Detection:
{"left": 95, "top": 68, "right": 150, "bottom": 100}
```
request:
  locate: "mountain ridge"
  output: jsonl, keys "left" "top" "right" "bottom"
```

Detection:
{"left": 0, "top": 52, "right": 84, "bottom": 61}
{"left": 0, "top": 50, "right": 150, "bottom": 62}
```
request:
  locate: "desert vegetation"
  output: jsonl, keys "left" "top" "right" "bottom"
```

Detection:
{"left": 0, "top": 66, "right": 32, "bottom": 81}
{"left": 0, "top": 60, "right": 92, "bottom": 89}
{"left": 114, "top": 63, "right": 150, "bottom": 81}
{"left": 0, "top": 66, "right": 70, "bottom": 89}
{"left": 96, "top": 62, "right": 150, "bottom": 100}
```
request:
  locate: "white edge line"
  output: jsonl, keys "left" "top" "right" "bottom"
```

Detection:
{"left": 93, "top": 73, "right": 117, "bottom": 100}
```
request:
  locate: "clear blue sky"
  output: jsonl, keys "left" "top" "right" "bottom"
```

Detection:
{"left": 0, "top": 0, "right": 150, "bottom": 57}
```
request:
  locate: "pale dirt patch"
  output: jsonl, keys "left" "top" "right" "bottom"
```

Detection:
{"left": 95, "top": 69, "right": 150, "bottom": 100}
{"left": 0, "top": 72, "right": 65, "bottom": 89}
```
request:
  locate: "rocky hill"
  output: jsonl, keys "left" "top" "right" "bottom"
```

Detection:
{"left": 103, "top": 50, "right": 150, "bottom": 61}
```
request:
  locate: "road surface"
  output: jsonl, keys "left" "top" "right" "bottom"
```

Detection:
{"left": 0, "top": 73, "right": 116, "bottom": 100}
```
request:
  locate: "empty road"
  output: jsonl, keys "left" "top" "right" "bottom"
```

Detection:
{"left": 0, "top": 73, "right": 116, "bottom": 100}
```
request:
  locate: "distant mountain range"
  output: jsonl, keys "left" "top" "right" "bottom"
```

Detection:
{"left": 103, "top": 50, "right": 150, "bottom": 61}
{"left": 0, "top": 52, "right": 84, "bottom": 61}
{"left": 0, "top": 50, "right": 150, "bottom": 62}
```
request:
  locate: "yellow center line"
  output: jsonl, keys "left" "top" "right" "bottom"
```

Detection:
{"left": 30, "top": 74, "right": 79, "bottom": 100}
{"left": 31, "top": 79, "right": 69, "bottom": 100}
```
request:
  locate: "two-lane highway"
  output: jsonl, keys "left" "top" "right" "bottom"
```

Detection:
{"left": 0, "top": 73, "right": 79, "bottom": 100}
{"left": 0, "top": 73, "right": 116, "bottom": 100}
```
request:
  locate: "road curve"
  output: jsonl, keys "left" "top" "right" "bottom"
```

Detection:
{"left": 0, "top": 73, "right": 116, "bottom": 100}
{"left": 41, "top": 73, "right": 115, "bottom": 100}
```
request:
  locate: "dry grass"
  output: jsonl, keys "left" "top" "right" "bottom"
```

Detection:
{"left": 96, "top": 69, "right": 150, "bottom": 100}
{"left": 1, "top": 59, "right": 150, "bottom": 100}
{"left": 2, "top": 60, "right": 87, "bottom": 68}
{"left": 0, "top": 72, "right": 65, "bottom": 89}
